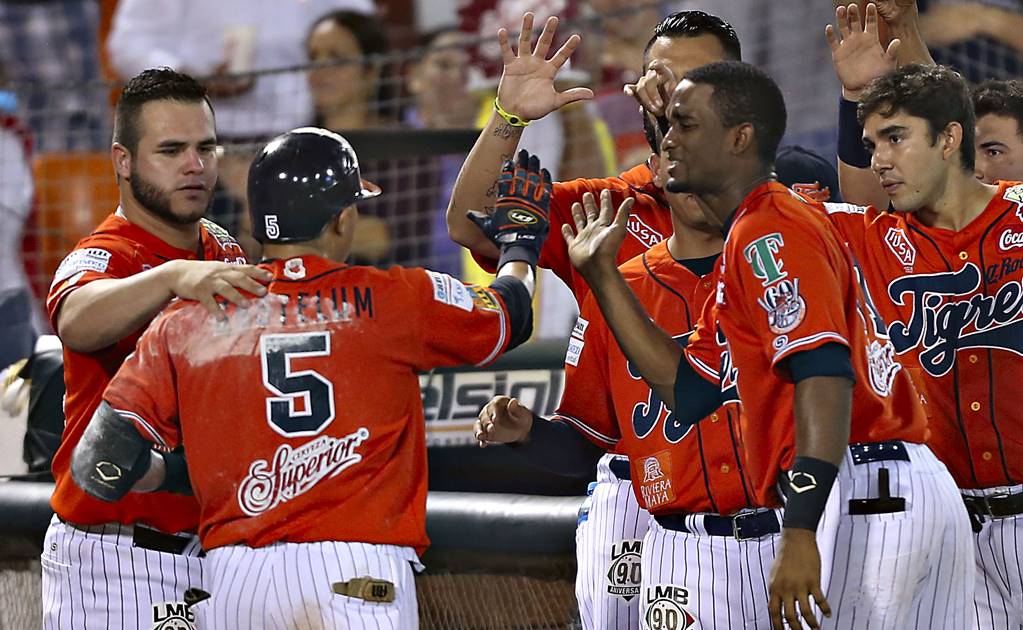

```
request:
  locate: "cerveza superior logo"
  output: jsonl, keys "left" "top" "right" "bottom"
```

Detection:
{"left": 886, "top": 263, "right": 1023, "bottom": 376}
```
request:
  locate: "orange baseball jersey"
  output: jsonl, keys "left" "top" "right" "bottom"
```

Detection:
{"left": 473, "top": 164, "right": 673, "bottom": 301}
{"left": 684, "top": 182, "right": 929, "bottom": 507}
{"left": 555, "top": 240, "right": 763, "bottom": 515}
{"left": 822, "top": 181, "right": 1023, "bottom": 489}
{"left": 46, "top": 211, "right": 246, "bottom": 533}
{"left": 102, "top": 255, "right": 516, "bottom": 553}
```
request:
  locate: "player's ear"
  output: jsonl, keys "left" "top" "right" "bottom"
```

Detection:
{"left": 730, "top": 122, "right": 755, "bottom": 157}
{"left": 111, "top": 142, "right": 132, "bottom": 180}
{"left": 648, "top": 153, "right": 665, "bottom": 188}
{"left": 940, "top": 121, "right": 964, "bottom": 164}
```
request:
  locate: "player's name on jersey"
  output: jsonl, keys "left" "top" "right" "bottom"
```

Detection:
{"left": 420, "top": 367, "right": 565, "bottom": 447}
{"left": 212, "top": 287, "right": 375, "bottom": 334}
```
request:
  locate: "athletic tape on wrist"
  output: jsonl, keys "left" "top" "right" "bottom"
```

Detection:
{"left": 494, "top": 97, "right": 531, "bottom": 127}
{"left": 781, "top": 456, "right": 839, "bottom": 531}
{"left": 838, "top": 97, "right": 872, "bottom": 168}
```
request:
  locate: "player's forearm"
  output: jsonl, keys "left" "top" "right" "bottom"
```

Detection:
{"left": 132, "top": 451, "right": 166, "bottom": 493}
{"left": 57, "top": 262, "right": 181, "bottom": 353}
{"left": 447, "top": 111, "right": 524, "bottom": 256}
{"left": 886, "top": 8, "right": 935, "bottom": 67}
{"left": 792, "top": 376, "right": 852, "bottom": 467}
{"left": 586, "top": 267, "right": 681, "bottom": 409}
{"left": 496, "top": 261, "right": 536, "bottom": 297}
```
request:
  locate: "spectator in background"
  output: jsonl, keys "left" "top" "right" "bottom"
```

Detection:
{"left": 107, "top": 0, "right": 376, "bottom": 142}
{"left": 918, "top": 0, "right": 1023, "bottom": 83}
{"left": 0, "top": 0, "right": 108, "bottom": 151}
{"left": 306, "top": 10, "right": 433, "bottom": 267}
{"left": 973, "top": 79, "right": 1023, "bottom": 183}
{"left": 0, "top": 65, "right": 39, "bottom": 367}
{"left": 405, "top": 27, "right": 482, "bottom": 276}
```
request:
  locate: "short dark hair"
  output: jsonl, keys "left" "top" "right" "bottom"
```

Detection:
{"left": 683, "top": 61, "right": 786, "bottom": 166}
{"left": 973, "top": 79, "right": 1023, "bottom": 137}
{"left": 643, "top": 11, "right": 742, "bottom": 69}
{"left": 858, "top": 64, "right": 975, "bottom": 172}
{"left": 112, "top": 68, "right": 212, "bottom": 154}
{"left": 642, "top": 11, "right": 741, "bottom": 153}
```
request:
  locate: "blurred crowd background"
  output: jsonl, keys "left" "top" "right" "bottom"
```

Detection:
{"left": 0, "top": 0, "right": 1020, "bottom": 364}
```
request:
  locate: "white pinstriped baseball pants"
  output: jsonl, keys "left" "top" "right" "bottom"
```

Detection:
{"left": 194, "top": 541, "right": 420, "bottom": 630}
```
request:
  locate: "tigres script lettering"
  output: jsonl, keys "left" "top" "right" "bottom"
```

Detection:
{"left": 887, "top": 263, "right": 1023, "bottom": 376}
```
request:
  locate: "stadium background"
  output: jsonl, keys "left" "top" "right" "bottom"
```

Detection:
{"left": 0, "top": 0, "right": 1019, "bottom": 627}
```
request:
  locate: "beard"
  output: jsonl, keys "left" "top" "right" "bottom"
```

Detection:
{"left": 128, "top": 166, "right": 211, "bottom": 225}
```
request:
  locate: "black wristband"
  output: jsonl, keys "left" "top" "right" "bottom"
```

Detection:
{"left": 498, "top": 243, "right": 540, "bottom": 269}
{"left": 838, "top": 98, "right": 872, "bottom": 168}
{"left": 156, "top": 450, "right": 194, "bottom": 495}
{"left": 781, "top": 456, "right": 839, "bottom": 531}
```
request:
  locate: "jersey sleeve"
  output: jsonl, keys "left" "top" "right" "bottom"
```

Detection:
{"left": 682, "top": 290, "right": 723, "bottom": 385}
{"left": 732, "top": 207, "right": 852, "bottom": 370}
{"left": 404, "top": 268, "right": 515, "bottom": 369}
{"left": 101, "top": 309, "right": 182, "bottom": 450}
{"left": 818, "top": 201, "right": 877, "bottom": 261}
{"left": 46, "top": 235, "right": 136, "bottom": 331}
{"left": 468, "top": 178, "right": 580, "bottom": 294}
{"left": 552, "top": 294, "right": 619, "bottom": 449}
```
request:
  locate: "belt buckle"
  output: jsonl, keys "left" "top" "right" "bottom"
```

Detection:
{"left": 731, "top": 509, "right": 758, "bottom": 540}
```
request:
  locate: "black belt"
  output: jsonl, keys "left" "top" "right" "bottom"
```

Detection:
{"left": 608, "top": 457, "right": 631, "bottom": 481}
{"left": 132, "top": 525, "right": 195, "bottom": 555}
{"left": 655, "top": 510, "right": 780, "bottom": 540}
{"left": 962, "top": 492, "right": 1023, "bottom": 519}
{"left": 849, "top": 440, "right": 910, "bottom": 464}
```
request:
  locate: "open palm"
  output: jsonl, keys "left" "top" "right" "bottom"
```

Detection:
{"left": 495, "top": 13, "right": 594, "bottom": 121}
{"left": 826, "top": 3, "right": 902, "bottom": 96}
{"left": 564, "top": 190, "right": 635, "bottom": 278}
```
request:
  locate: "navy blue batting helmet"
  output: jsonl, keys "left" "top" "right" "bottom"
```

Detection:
{"left": 248, "top": 127, "right": 380, "bottom": 243}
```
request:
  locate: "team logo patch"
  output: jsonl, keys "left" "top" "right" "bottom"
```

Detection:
{"left": 572, "top": 316, "right": 589, "bottom": 339}
{"left": 507, "top": 208, "right": 539, "bottom": 225}
{"left": 644, "top": 585, "right": 696, "bottom": 630}
{"left": 283, "top": 258, "right": 306, "bottom": 280}
{"left": 639, "top": 450, "right": 675, "bottom": 510}
{"left": 1004, "top": 184, "right": 1023, "bottom": 221}
{"left": 866, "top": 339, "right": 901, "bottom": 397}
{"left": 884, "top": 227, "right": 916, "bottom": 269}
{"left": 565, "top": 337, "right": 584, "bottom": 367}
{"left": 469, "top": 286, "right": 500, "bottom": 311}
{"left": 758, "top": 278, "right": 806, "bottom": 334}
{"left": 606, "top": 539, "right": 642, "bottom": 601}
{"left": 151, "top": 601, "right": 195, "bottom": 630}
{"left": 51, "top": 247, "right": 112, "bottom": 286}
{"left": 237, "top": 428, "right": 369, "bottom": 516}
{"left": 426, "top": 271, "right": 474, "bottom": 312}
{"left": 999, "top": 228, "right": 1023, "bottom": 251}
{"left": 627, "top": 214, "right": 665, "bottom": 249}
{"left": 201, "top": 218, "right": 245, "bottom": 253}
{"left": 743, "top": 233, "right": 787, "bottom": 286}
{"left": 787, "top": 470, "right": 818, "bottom": 494}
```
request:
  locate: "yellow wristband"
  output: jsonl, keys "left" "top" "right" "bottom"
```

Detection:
{"left": 494, "top": 97, "right": 531, "bottom": 127}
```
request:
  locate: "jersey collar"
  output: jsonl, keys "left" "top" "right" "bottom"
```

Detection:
{"left": 722, "top": 180, "right": 786, "bottom": 237}
{"left": 103, "top": 207, "right": 209, "bottom": 261}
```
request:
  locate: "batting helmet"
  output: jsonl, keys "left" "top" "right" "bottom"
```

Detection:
{"left": 248, "top": 127, "right": 380, "bottom": 243}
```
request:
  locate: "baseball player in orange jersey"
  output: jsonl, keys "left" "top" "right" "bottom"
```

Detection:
{"left": 42, "top": 68, "right": 270, "bottom": 630}
{"left": 69, "top": 128, "right": 547, "bottom": 629}
{"left": 827, "top": 11, "right": 1023, "bottom": 625}
{"left": 563, "top": 60, "right": 973, "bottom": 629}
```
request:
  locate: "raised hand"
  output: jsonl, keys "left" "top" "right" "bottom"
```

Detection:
{"left": 474, "top": 396, "right": 535, "bottom": 447}
{"left": 826, "top": 3, "right": 902, "bottom": 100}
{"left": 623, "top": 59, "right": 678, "bottom": 118}
{"left": 495, "top": 13, "right": 594, "bottom": 122}
{"left": 563, "top": 190, "right": 635, "bottom": 280}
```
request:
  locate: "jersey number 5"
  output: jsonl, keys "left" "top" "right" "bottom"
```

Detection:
{"left": 260, "top": 332, "right": 335, "bottom": 437}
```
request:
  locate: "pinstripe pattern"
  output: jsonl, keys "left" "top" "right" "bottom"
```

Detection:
{"left": 40, "top": 516, "right": 204, "bottom": 630}
{"left": 963, "top": 484, "right": 1023, "bottom": 629}
{"left": 814, "top": 443, "right": 973, "bottom": 629}
{"left": 639, "top": 510, "right": 780, "bottom": 629}
{"left": 576, "top": 454, "right": 651, "bottom": 630}
{"left": 197, "top": 541, "right": 420, "bottom": 629}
